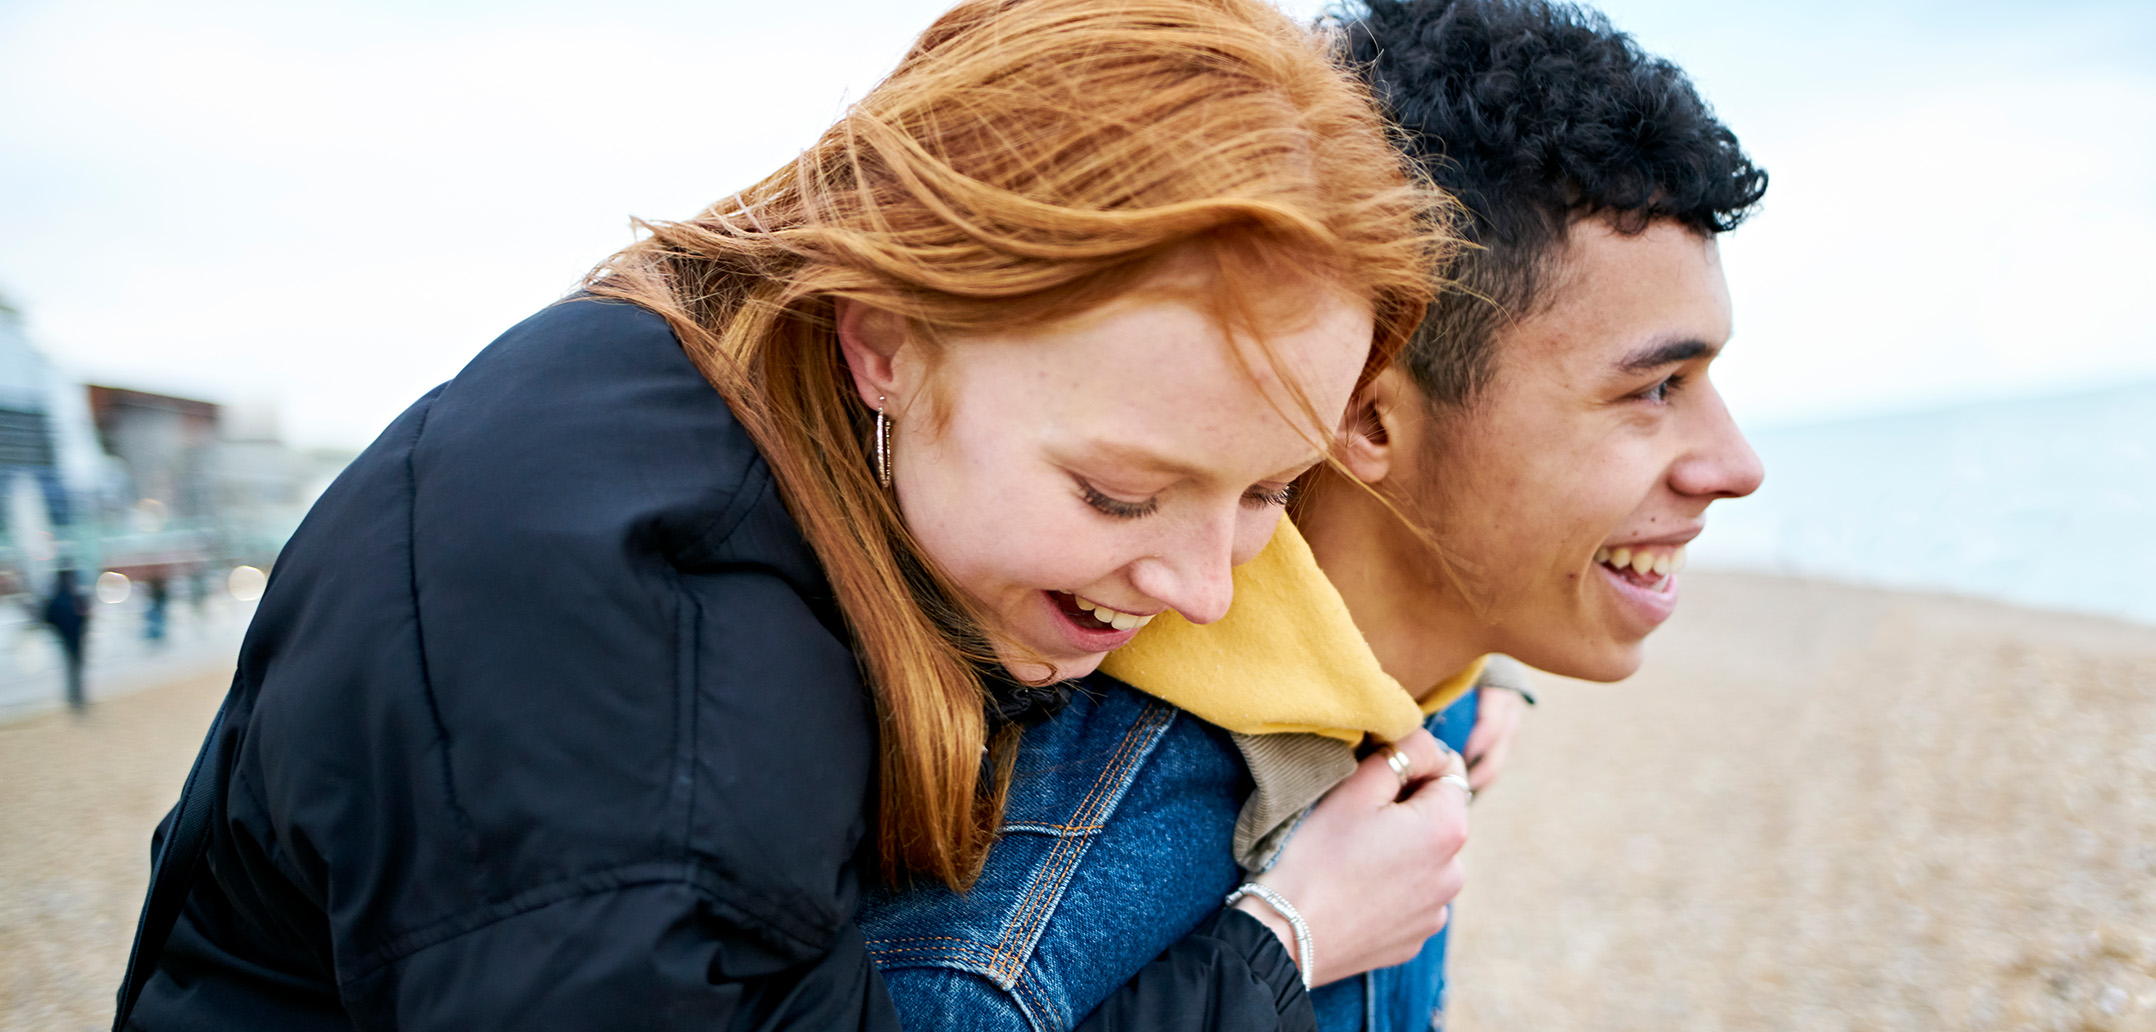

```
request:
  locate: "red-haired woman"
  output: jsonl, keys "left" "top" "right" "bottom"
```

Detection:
{"left": 114, "top": 1, "right": 1469, "bottom": 1028}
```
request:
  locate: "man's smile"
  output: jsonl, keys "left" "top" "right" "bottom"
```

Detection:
{"left": 1593, "top": 543, "right": 1687, "bottom": 586}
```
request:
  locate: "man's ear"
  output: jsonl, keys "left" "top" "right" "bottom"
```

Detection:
{"left": 833, "top": 298, "right": 909, "bottom": 410}
{"left": 1338, "top": 366, "right": 1417, "bottom": 486}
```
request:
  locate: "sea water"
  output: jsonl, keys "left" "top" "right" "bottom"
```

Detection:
{"left": 1689, "top": 380, "right": 2156, "bottom": 627}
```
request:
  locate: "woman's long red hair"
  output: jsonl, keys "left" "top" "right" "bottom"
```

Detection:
{"left": 588, "top": 0, "right": 1456, "bottom": 889}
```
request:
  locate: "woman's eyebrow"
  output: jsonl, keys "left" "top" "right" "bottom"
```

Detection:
{"left": 1081, "top": 441, "right": 1316, "bottom": 484}
{"left": 1617, "top": 337, "right": 1720, "bottom": 373}
{"left": 1081, "top": 440, "right": 1208, "bottom": 478}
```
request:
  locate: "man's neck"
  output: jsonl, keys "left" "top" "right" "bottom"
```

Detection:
{"left": 1296, "top": 477, "right": 1487, "bottom": 701}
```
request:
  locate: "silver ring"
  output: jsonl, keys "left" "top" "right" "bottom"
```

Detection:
{"left": 1380, "top": 744, "right": 1413, "bottom": 788}
{"left": 1438, "top": 773, "right": 1473, "bottom": 801}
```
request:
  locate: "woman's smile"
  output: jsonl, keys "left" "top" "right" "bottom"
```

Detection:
{"left": 860, "top": 268, "right": 1374, "bottom": 684}
{"left": 1043, "top": 591, "right": 1150, "bottom": 652}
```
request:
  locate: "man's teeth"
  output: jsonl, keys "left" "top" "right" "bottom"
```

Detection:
{"left": 1073, "top": 595, "right": 1155, "bottom": 632}
{"left": 1592, "top": 545, "right": 1687, "bottom": 577}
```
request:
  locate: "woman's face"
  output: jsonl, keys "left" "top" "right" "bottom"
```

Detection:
{"left": 842, "top": 275, "right": 1372, "bottom": 683}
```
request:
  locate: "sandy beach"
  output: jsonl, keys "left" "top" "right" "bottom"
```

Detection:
{"left": 1450, "top": 572, "right": 2156, "bottom": 1031}
{"left": 0, "top": 668, "right": 224, "bottom": 1032}
{"left": 4, "top": 571, "right": 2154, "bottom": 1030}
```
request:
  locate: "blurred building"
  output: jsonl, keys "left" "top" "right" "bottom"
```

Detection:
{"left": 85, "top": 385, "right": 223, "bottom": 585}
{"left": 0, "top": 296, "right": 347, "bottom": 600}
{"left": 0, "top": 342, "right": 57, "bottom": 473}
{"left": 87, "top": 386, "right": 220, "bottom": 523}
{"left": 87, "top": 386, "right": 348, "bottom": 578}
{"left": 0, "top": 298, "right": 117, "bottom": 596}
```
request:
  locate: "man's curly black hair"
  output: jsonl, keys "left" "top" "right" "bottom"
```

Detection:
{"left": 1344, "top": 0, "right": 1768, "bottom": 408}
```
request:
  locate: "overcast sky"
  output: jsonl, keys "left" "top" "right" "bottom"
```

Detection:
{"left": 3, "top": 0, "right": 2151, "bottom": 450}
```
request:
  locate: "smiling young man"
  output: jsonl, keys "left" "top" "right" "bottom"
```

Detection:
{"left": 855, "top": 1, "right": 1768, "bottom": 1029}
{"left": 1308, "top": 0, "right": 1769, "bottom": 703}
{"left": 1242, "top": 0, "right": 1771, "bottom": 1023}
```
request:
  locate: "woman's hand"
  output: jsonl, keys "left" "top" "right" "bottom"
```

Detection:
{"left": 1229, "top": 729, "right": 1468, "bottom": 987}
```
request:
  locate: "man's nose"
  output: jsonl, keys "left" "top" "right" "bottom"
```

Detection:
{"left": 1671, "top": 383, "right": 1765, "bottom": 500}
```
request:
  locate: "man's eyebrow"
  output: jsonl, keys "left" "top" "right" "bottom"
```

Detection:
{"left": 1617, "top": 338, "right": 1721, "bottom": 373}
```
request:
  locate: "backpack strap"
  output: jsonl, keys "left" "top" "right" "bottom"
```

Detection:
{"left": 112, "top": 685, "right": 233, "bottom": 1031}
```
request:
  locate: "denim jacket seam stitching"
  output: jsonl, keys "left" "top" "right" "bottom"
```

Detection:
{"left": 994, "top": 822, "right": 1091, "bottom": 977}
{"left": 1016, "top": 970, "right": 1064, "bottom": 1032}
{"left": 867, "top": 934, "right": 1009, "bottom": 953}
{"left": 867, "top": 941, "right": 1005, "bottom": 963}
{"left": 991, "top": 705, "right": 1149, "bottom": 975}
{"left": 999, "top": 822, "right": 1105, "bottom": 835}
{"left": 868, "top": 940, "right": 1031, "bottom": 996}
{"left": 994, "top": 701, "right": 1174, "bottom": 979}
{"left": 997, "top": 702, "right": 1177, "bottom": 992}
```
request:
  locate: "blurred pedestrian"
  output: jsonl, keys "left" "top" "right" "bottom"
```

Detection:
{"left": 43, "top": 567, "right": 88, "bottom": 709}
{"left": 144, "top": 574, "right": 169, "bottom": 642}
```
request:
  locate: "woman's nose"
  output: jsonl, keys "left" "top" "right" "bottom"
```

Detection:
{"left": 1125, "top": 512, "right": 1238, "bottom": 625}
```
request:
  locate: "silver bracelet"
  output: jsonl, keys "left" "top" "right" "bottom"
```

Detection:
{"left": 1223, "top": 881, "right": 1314, "bottom": 988}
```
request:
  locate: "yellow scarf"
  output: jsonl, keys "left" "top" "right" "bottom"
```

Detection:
{"left": 1100, "top": 519, "right": 1484, "bottom": 743}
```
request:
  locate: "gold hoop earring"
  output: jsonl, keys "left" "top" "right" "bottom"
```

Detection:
{"left": 874, "top": 396, "right": 892, "bottom": 490}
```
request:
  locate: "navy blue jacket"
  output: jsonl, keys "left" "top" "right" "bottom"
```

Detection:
{"left": 125, "top": 297, "right": 1307, "bottom": 1031}
{"left": 131, "top": 298, "right": 891, "bottom": 1028}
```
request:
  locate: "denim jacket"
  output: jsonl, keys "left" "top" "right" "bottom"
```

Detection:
{"left": 857, "top": 676, "right": 1480, "bottom": 1032}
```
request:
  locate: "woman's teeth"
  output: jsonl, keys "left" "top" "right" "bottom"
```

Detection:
{"left": 1593, "top": 544, "right": 1687, "bottom": 579}
{"left": 1073, "top": 595, "right": 1155, "bottom": 632}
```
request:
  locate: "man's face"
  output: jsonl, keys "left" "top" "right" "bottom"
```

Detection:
{"left": 1410, "top": 217, "right": 1764, "bottom": 681}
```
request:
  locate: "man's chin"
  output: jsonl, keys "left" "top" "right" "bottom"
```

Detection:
{"left": 1515, "top": 636, "right": 1646, "bottom": 684}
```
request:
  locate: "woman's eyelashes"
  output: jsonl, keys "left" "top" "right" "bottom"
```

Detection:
{"left": 1078, "top": 478, "right": 1160, "bottom": 519}
{"left": 1075, "top": 478, "right": 1296, "bottom": 519}
{"left": 1243, "top": 483, "right": 1297, "bottom": 509}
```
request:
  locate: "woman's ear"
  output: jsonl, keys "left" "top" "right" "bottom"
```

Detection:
{"left": 1338, "top": 366, "right": 1412, "bottom": 486}
{"left": 833, "top": 298, "right": 909, "bottom": 410}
